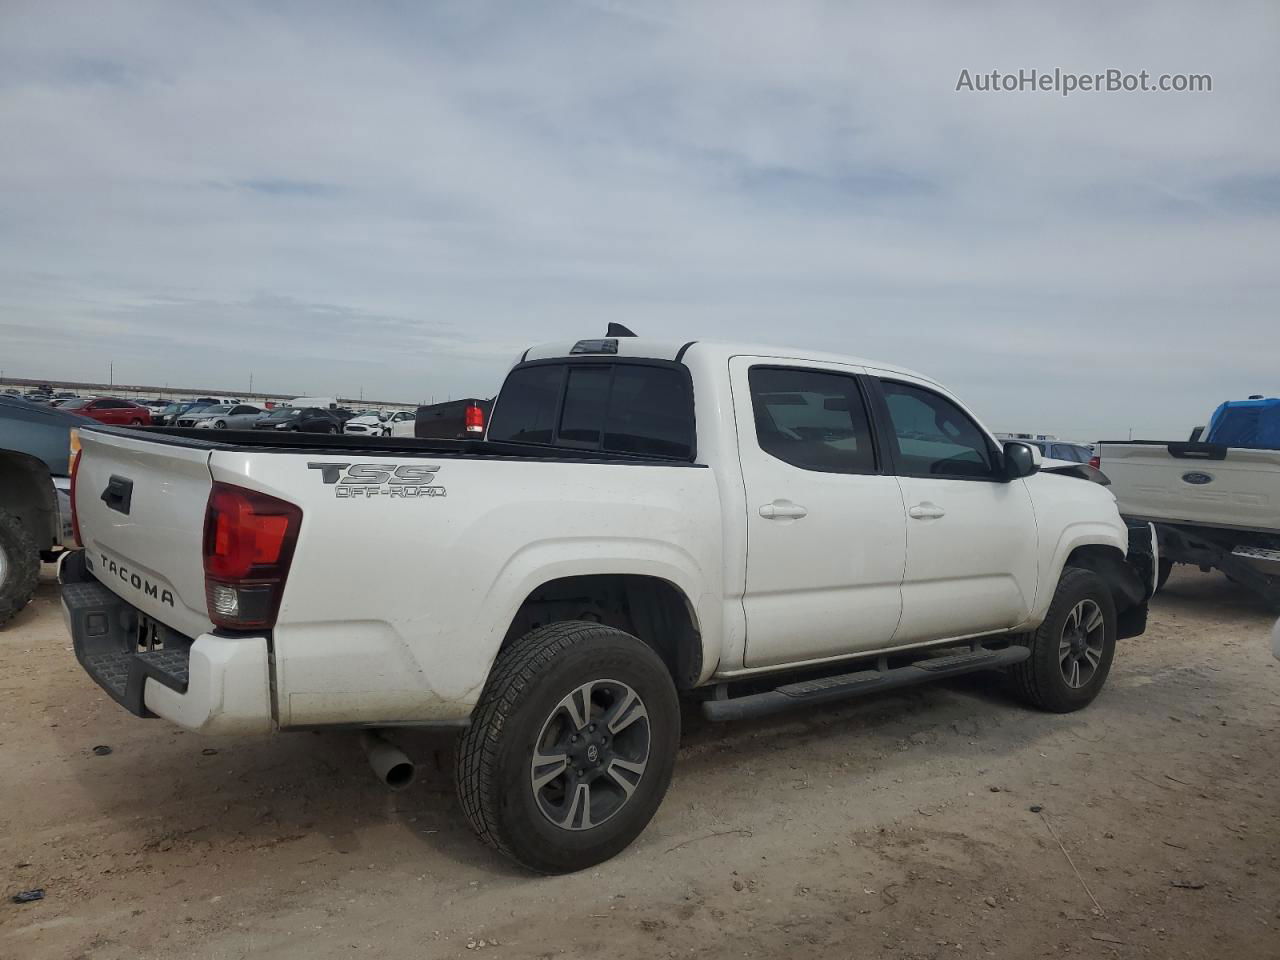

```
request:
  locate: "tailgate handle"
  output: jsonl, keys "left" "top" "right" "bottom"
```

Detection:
{"left": 101, "top": 475, "right": 134, "bottom": 515}
{"left": 1166, "top": 442, "right": 1227, "bottom": 461}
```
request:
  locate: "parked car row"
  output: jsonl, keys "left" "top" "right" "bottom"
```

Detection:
{"left": 5, "top": 386, "right": 497, "bottom": 443}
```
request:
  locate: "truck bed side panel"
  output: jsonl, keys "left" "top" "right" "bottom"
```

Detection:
{"left": 205, "top": 450, "right": 723, "bottom": 727}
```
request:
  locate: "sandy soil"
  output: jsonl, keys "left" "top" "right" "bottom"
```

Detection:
{"left": 2, "top": 566, "right": 1277, "bottom": 960}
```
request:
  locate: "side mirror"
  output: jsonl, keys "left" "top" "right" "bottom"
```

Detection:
{"left": 1002, "top": 440, "right": 1041, "bottom": 480}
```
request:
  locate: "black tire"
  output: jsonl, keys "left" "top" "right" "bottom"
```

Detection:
{"left": 456, "top": 621, "right": 679, "bottom": 874}
{"left": 0, "top": 509, "right": 41, "bottom": 628}
{"left": 1008, "top": 567, "right": 1117, "bottom": 713}
{"left": 1156, "top": 558, "right": 1173, "bottom": 592}
{"left": 214, "top": 419, "right": 227, "bottom": 429}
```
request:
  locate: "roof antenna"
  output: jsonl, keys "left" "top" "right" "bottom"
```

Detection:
{"left": 606, "top": 323, "right": 637, "bottom": 338}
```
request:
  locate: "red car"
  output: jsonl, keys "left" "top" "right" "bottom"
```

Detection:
{"left": 59, "top": 397, "right": 153, "bottom": 426}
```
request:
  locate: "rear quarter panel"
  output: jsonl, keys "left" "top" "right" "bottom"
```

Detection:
{"left": 208, "top": 451, "right": 723, "bottom": 727}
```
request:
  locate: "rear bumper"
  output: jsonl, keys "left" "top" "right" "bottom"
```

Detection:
{"left": 59, "top": 552, "right": 273, "bottom": 734}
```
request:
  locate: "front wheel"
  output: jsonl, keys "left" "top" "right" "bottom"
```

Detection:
{"left": 214, "top": 419, "right": 227, "bottom": 429}
{"left": 1008, "top": 567, "right": 1117, "bottom": 713}
{"left": 456, "top": 622, "right": 679, "bottom": 874}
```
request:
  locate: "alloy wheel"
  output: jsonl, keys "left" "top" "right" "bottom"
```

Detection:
{"left": 1059, "top": 598, "right": 1105, "bottom": 688}
{"left": 529, "top": 679, "right": 650, "bottom": 831}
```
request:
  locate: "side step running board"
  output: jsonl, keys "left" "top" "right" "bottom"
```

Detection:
{"left": 702, "top": 646, "right": 1030, "bottom": 723}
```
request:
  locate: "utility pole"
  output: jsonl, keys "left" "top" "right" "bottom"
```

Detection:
{"left": 249, "top": 371, "right": 254, "bottom": 394}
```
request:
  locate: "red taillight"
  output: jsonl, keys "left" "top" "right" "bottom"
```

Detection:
{"left": 69, "top": 449, "right": 83, "bottom": 548}
{"left": 202, "top": 483, "right": 302, "bottom": 630}
{"left": 1089, "top": 455, "right": 1101, "bottom": 469}
{"left": 465, "top": 403, "right": 485, "bottom": 434}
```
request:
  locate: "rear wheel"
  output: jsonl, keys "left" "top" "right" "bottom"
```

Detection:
{"left": 1008, "top": 567, "right": 1116, "bottom": 712}
{"left": 456, "top": 621, "right": 679, "bottom": 874}
{"left": 129, "top": 418, "right": 143, "bottom": 425}
{"left": 0, "top": 509, "right": 40, "bottom": 628}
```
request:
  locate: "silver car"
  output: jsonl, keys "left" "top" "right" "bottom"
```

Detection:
{"left": 182, "top": 404, "right": 265, "bottom": 429}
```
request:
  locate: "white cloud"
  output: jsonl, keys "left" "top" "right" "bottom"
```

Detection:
{"left": 0, "top": 0, "right": 1276, "bottom": 435}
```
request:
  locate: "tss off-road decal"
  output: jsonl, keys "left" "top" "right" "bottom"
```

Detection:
{"left": 307, "top": 462, "right": 446, "bottom": 499}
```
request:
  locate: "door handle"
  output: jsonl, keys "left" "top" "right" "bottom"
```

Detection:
{"left": 907, "top": 502, "right": 945, "bottom": 520}
{"left": 759, "top": 500, "right": 808, "bottom": 520}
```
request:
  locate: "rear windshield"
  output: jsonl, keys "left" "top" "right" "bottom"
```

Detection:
{"left": 488, "top": 361, "right": 695, "bottom": 459}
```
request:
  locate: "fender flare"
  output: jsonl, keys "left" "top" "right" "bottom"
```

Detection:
{"left": 467, "top": 540, "right": 716, "bottom": 700}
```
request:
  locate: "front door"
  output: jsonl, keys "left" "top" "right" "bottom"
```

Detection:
{"left": 870, "top": 375, "right": 1038, "bottom": 644}
{"left": 732, "top": 357, "right": 907, "bottom": 668}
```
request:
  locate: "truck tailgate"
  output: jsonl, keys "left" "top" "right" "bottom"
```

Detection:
{"left": 75, "top": 428, "right": 215, "bottom": 638}
{"left": 1099, "top": 441, "right": 1280, "bottom": 532}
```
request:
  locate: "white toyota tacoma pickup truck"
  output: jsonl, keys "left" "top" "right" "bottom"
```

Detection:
{"left": 60, "top": 333, "right": 1156, "bottom": 872}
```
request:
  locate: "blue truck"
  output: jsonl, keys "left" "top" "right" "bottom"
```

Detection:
{"left": 0, "top": 395, "right": 86, "bottom": 625}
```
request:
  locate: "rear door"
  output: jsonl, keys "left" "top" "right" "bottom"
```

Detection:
{"left": 731, "top": 357, "right": 907, "bottom": 667}
{"left": 869, "top": 374, "right": 1038, "bottom": 644}
{"left": 75, "top": 429, "right": 215, "bottom": 638}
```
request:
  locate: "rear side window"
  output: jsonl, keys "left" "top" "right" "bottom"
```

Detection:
{"left": 748, "top": 367, "right": 875, "bottom": 474}
{"left": 880, "top": 380, "right": 997, "bottom": 479}
{"left": 488, "top": 362, "right": 695, "bottom": 459}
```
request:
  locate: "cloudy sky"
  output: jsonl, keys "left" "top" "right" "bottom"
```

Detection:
{"left": 1, "top": 1, "right": 1276, "bottom": 437}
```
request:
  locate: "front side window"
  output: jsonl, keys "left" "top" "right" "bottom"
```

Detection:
{"left": 748, "top": 367, "right": 875, "bottom": 474}
{"left": 880, "top": 380, "right": 997, "bottom": 479}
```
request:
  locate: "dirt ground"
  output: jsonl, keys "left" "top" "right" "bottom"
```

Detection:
{"left": 2, "top": 567, "right": 1277, "bottom": 960}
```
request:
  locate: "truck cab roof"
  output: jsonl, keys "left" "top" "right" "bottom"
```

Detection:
{"left": 522, "top": 338, "right": 938, "bottom": 386}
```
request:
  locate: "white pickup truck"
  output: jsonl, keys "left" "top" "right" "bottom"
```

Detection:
{"left": 61, "top": 334, "right": 1156, "bottom": 872}
{"left": 1097, "top": 401, "right": 1280, "bottom": 609}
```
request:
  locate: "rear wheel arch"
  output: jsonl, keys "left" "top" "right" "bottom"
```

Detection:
{"left": 501, "top": 574, "right": 703, "bottom": 690}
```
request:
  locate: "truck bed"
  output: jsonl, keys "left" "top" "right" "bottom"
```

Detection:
{"left": 112, "top": 425, "right": 704, "bottom": 465}
{"left": 70, "top": 423, "right": 722, "bottom": 729}
{"left": 1097, "top": 440, "right": 1280, "bottom": 534}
